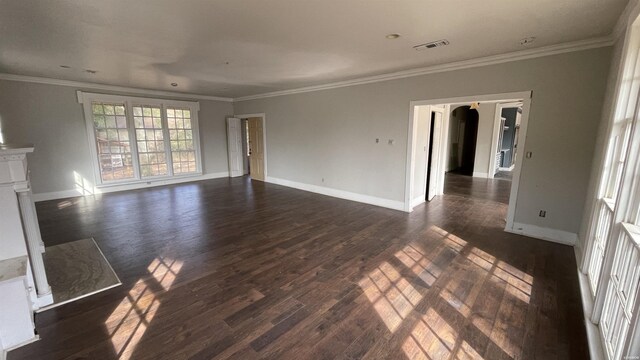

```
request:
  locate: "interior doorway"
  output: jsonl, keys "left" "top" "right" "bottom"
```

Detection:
{"left": 491, "top": 102, "right": 523, "bottom": 180}
{"left": 410, "top": 105, "right": 447, "bottom": 206}
{"left": 405, "top": 91, "right": 532, "bottom": 232}
{"left": 448, "top": 106, "right": 480, "bottom": 176}
{"left": 228, "top": 113, "right": 268, "bottom": 181}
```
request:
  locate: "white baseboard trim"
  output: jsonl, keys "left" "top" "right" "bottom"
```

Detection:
{"left": 506, "top": 222, "right": 578, "bottom": 246}
{"left": 33, "top": 172, "right": 229, "bottom": 202}
{"left": 266, "top": 176, "right": 405, "bottom": 211}
{"left": 33, "top": 292, "right": 54, "bottom": 309}
{"left": 411, "top": 196, "right": 425, "bottom": 208}
{"left": 472, "top": 172, "right": 489, "bottom": 178}
{"left": 3, "top": 335, "right": 40, "bottom": 359}
{"left": 576, "top": 267, "right": 606, "bottom": 360}
{"left": 32, "top": 189, "right": 80, "bottom": 202}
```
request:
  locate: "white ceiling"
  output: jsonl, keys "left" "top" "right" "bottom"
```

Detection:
{"left": 0, "top": 0, "right": 629, "bottom": 98}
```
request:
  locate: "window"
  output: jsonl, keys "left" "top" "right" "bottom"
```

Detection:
{"left": 91, "top": 103, "right": 135, "bottom": 181}
{"left": 133, "top": 105, "right": 168, "bottom": 178}
{"left": 166, "top": 107, "right": 197, "bottom": 174}
{"left": 80, "top": 93, "right": 201, "bottom": 185}
{"left": 581, "top": 27, "right": 640, "bottom": 359}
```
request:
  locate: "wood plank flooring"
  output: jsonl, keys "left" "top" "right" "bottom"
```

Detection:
{"left": 444, "top": 172, "right": 512, "bottom": 204}
{"left": 9, "top": 176, "right": 587, "bottom": 359}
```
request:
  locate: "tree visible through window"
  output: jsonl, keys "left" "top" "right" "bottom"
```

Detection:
{"left": 134, "top": 105, "right": 168, "bottom": 177}
{"left": 84, "top": 94, "right": 201, "bottom": 184}
{"left": 167, "top": 107, "right": 197, "bottom": 174}
{"left": 92, "top": 103, "right": 135, "bottom": 181}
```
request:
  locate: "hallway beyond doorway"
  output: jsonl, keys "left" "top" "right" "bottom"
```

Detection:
{"left": 444, "top": 172, "right": 512, "bottom": 204}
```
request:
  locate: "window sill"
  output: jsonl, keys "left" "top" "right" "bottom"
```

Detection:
{"left": 603, "top": 197, "right": 616, "bottom": 212}
{"left": 621, "top": 222, "right": 640, "bottom": 248}
{"left": 96, "top": 172, "right": 203, "bottom": 189}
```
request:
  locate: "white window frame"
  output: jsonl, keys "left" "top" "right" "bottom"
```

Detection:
{"left": 78, "top": 91, "right": 202, "bottom": 187}
{"left": 580, "top": 11, "right": 640, "bottom": 359}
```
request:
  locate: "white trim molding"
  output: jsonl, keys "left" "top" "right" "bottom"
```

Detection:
{"left": 612, "top": 0, "right": 640, "bottom": 40}
{"left": 266, "top": 176, "right": 405, "bottom": 211}
{"left": 32, "top": 172, "right": 229, "bottom": 202}
{"left": 234, "top": 37, "right": 614, "bottom": 102}
{"left": 411, "top": 196, "right": 426, "bottom": 208}
{"left": 576, "top": 263, "right": 607, "bottom": 360}
{"left": 0, "top": 73, "right": 233, "bottom": 102}
{"left": 0, "top": 37, "right": 614, "bottom": 104}
{"left": 506, "top": 222, "right": 579, "bottom": 246}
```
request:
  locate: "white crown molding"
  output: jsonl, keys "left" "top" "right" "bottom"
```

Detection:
{"left": 0, "top": 73, "right": 234, "bottom": 102}
{"left": 0, "top": 36, "right": 617, "bottom": 104}
{"left": 234, "top": 36, "right": 615, "bottom": 102}
{"left": 612, "top": 0, "right": 640, "bottom": 40}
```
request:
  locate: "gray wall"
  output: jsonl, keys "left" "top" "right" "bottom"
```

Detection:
{"left": 0, "top": 80, "right": 233, "bottom": 195}
{"left": 234, "top": 47, "right": 612, "bottom": 234}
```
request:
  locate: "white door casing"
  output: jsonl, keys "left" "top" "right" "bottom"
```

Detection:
{"left": 427, "top": 107, "right": 445, "bottom": 201}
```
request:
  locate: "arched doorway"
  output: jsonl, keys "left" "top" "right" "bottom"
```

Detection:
{"left": 449, "top": 106, "right": 479, "bottom": 176}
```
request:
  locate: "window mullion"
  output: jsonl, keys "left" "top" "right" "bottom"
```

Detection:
{"left": 161, "top": 103, "right": 174, "bottom": 176}
{"left": 126, "top": 100, "right": 142, "bottom": 180}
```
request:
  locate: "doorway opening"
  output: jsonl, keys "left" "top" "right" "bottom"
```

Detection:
{"left": 226, "top": 113, "right": 267, "bottom": 181}
{"left": 492, "top": 103, "right": 523, "bottom": 181}
{"left": 405, "top": 92, "right": 531, "bottom": 232}
{"left": 448, "top": 106, "right": 480, "bottom": 176}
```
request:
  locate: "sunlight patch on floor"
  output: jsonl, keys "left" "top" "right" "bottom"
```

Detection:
{"left": 395, "top": 244, "right": 441, "bottom": 287}
{"left": 105, "top": 256, "right": 183, "bottom": 359}
{"left": 390, "top": 228, "right": 535, "bottom": 360}
{"left": 402, "top": 308, "right": 482, "bottom": 360}
{"left": 359, "top": 261, "right": 423, "bottom": 333}
{"left": 148, "top": 257, "right": 184, "bottom": 291}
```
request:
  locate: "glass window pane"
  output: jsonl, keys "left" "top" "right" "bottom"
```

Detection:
{"left": 166, "top": 106, "right": 197, "bottom": 174}
{"left": 91, "top": 102, "right": 134, "bottom": 182}
{"left": 133, "top": 105, "right": 168, "bottom": 177}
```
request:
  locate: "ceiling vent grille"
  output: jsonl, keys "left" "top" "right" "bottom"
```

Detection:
{"left": 413, "top": 39, "right": 450, "bottom": 51}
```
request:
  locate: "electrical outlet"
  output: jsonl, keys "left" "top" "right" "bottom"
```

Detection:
{"left": 388, "top": 139, "right": 395, "bottom": 145}
{"left": 375, "top": 138, "right": 380, "bottom": 143}
{"left": 539, "top": 210, "right": 546, "bottom": 218}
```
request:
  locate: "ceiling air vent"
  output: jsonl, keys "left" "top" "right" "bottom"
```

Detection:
{"left": 413, "top": 39, "right": 450, "bottom": 51}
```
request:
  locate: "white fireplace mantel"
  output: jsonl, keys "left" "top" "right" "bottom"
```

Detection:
{"left": 0, "top": 144, "right": 52, "bottom": 357}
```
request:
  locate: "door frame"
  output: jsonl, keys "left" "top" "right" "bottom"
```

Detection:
{"left": 489, "top": 102, "right": 523, "bottom": 178}
{"left": 234, "top": 113, "right": 268, "bottom": 180}
{"left": 405, "top": 91, "right": 532, "bottom": 233}
{"left": 425, "top": 106, "right": 447, "bottom": 202}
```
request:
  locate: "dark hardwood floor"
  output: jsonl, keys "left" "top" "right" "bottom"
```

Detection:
{"left": 9, "top": 176, "right": 587, "bottom": 360}
{"left": 444, "top": 172, "right": 512, "bottom": 204}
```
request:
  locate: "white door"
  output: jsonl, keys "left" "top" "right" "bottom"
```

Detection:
{"left": 427, "top": 109, "right": 444, "bottom": 201}
{"left": 226, "top": 117, "right": 244, "bottom": 177}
